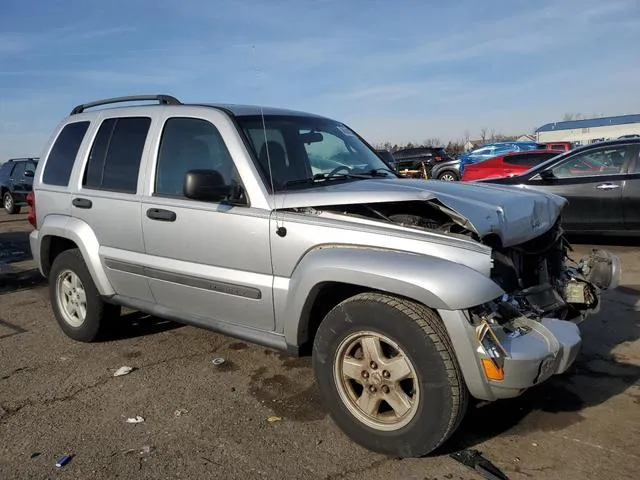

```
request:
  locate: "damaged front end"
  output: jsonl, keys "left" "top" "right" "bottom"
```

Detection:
{"left": 467, "top": 219, "right": 621, "bottom": 396}
{"left": 488, "top": 217, "right": 620, "bottom": 322}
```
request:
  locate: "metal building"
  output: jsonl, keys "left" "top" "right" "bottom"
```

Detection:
{"left": 536, "top": 114, "right": 640, "bottom": 146}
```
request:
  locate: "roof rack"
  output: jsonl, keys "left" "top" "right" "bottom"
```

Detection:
{"left": 70, "top": 94, "right": 181, "bottom": 115}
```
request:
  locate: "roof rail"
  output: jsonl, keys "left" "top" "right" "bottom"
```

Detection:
{"left": 70, "top": 94, "right": 181, "bottom": 115}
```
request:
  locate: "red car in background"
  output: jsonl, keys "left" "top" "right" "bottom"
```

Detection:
{"left": 540, "top": 141, "right": 573, "bottom": 152}
{"left": 461, "top": 149, "right": 563, "bottom": 181}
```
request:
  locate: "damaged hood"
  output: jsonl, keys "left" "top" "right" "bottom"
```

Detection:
{"left": 273, "top": 178, "right": 567, "bottom": 247}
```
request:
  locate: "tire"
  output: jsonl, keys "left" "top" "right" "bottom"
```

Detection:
{"left": 437, "top": 170, "right": 458, "bottom": 182}
{"left": 3, "top": 191, "right": 20, "bottom": 214}
{"left": 312, "top": 292, "right": 468, "bottom": 457}
{"left": 49, "top": 248, "right": 120, "bottom": 342}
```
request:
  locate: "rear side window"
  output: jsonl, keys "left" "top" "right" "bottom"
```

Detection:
{"left": 505, "top": 153, "right": 557, "bottom": 166}
{"left": 83, "top": 117, "right": 151, "bottom": 193}
{"left": 42, "top": 121, "right": 90, "bottom": 186}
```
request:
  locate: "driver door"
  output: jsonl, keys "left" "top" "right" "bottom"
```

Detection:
{"left": 528, "top": 145, "right": 630, "bottom": 232}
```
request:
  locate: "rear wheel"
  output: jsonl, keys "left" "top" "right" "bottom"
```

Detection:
{"left": 3, "top": 191, "right": 20, "bottom": 214}
{"left": 312, "top": 292, "right": 468, "bottom": 457}
{"left": 49, "top": 249, "right": 120, "bottom": 342}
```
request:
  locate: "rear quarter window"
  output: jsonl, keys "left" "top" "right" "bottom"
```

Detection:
{"left": 42, "top": 121, "right": 91, "bottom": 186}
{"left": 83, "top": 117, "right": 151, "bottom": 193}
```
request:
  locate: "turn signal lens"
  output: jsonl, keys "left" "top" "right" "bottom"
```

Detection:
{"left": 481, "top": 358, "right": 504, "bottom": 381}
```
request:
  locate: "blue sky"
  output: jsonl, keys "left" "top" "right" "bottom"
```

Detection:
{"left": 1, "top": 0, "right": 639, "bottom": 159}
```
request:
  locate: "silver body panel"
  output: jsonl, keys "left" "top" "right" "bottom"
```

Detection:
{"left": 28, "top": 102, "right": 619, "bottom": 402}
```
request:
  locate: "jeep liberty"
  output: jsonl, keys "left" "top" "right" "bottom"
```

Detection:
{"left": 28, "top": 95, "right": 620, "bottom": 457}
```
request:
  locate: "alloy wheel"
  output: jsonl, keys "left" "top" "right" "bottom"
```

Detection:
{"left": 333, "top": 331, "right": 420, "bottom": 431}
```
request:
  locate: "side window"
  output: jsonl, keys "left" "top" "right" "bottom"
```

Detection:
{"left": 83, "top": 117, "right": 151, "bottom": 193}
{"left": 24, "top": 161, "right": 37, "bottom": 176}
{"left": 155, "top": 117, "right": 237, "bottom": 198}
{"left": 11, "top": 163, "right": 25, "bottom": 178}
{"left": 42, "top": 121, "right": 90, "bottom": 186}
{"left": 505, "top": 154, "right": 552, "bottom": 167}
{"left": 551, "top": 146, "right": 629, "bottom": 178}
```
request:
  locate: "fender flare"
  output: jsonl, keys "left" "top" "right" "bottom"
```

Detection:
{"left": 282, "top": 246, "right": 504, "bottom": 348}
{"left": 39, "top": 214, "right": 115, "bottom": 296}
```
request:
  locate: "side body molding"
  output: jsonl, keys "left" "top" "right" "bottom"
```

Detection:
{"left": 39, "top": 215, "right": 115, "bottom": 296}
{"left": 282, "top": 247, "right": 504, "bottom": 348}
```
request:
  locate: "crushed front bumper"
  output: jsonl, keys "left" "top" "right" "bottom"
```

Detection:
{"left": 438, "top": 308, "right": 583, "bottom": 401}
{"left": 485, "top": 317, "right": 581, "bottom": 398}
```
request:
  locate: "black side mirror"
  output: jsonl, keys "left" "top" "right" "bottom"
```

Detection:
{"left": 24, "top": 170, "right": 34, "bottom": 178}
{"left": 184, "top": 169, "right": 233, "bottom": 202}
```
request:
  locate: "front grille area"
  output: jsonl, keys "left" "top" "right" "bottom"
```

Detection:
{"left": 491, "top": 218, "right": 565, "bottom": 293}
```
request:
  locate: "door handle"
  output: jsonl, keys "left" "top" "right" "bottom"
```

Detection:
{"left": 595, "top": 183, "right": 620, "bottom": 190}
{"left": 146, "top": 208, "right": 176, "bottom": 222}
{"left": 72, "top": 198, "right": 93, "bottom": 209}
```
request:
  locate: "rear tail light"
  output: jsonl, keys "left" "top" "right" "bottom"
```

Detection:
{"left": 435, "top": 155, "right": 443, "bottom": 161}
{"left": 27, "top": 191, "right": 36, "bottom": 228}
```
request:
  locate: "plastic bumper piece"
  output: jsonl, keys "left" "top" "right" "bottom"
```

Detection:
{"left": 485, "top": 317, "right": 581, "bottom": 398}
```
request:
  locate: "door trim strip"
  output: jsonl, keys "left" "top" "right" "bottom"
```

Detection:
{"left": 104, "top": 258, "right": 262, "bottom": 300}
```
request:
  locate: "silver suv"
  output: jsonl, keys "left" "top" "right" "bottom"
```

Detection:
{"left": 28, "top": 95, "right": 620, "bottom": 457}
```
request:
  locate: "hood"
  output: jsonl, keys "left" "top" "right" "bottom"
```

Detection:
{"left": 273, "top": 178, "right": 567, "bottom": 247}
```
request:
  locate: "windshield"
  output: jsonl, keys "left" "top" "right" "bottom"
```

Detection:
{"left": 236, "top": 115, "right": 397, "bottom": 190}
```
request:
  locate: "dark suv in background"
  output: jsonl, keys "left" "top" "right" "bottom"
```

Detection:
{"left": 0, "top": 157, "right": 39, "bottom": 214}
{"left": 391, "top": 146, "right": 453, "bottom": 177}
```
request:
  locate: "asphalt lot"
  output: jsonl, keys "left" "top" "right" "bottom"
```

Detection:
{"left": 1, "top": 209, "right": 639, "bottom": 479}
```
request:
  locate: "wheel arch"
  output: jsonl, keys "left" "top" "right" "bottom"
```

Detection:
{"left": 37, "top": 215, "right": 115, "bottom": 296}
{"left": 282, "top": 246, "right": 504, "bottom": 351}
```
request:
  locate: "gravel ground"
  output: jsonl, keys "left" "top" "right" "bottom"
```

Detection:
{"left": 1, "top": 209, "right": 639, "bottom": 479}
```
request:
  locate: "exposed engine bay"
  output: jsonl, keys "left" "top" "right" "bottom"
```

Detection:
{"left": 293, "top": 200, "right": 620, "bottom": 321}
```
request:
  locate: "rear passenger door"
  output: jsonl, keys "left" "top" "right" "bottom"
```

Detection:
{"left": 140, "top": 110, "right": 274, "bottom": 331}
{"left": 71, "top": 114, "right": 156, "bottom": 303}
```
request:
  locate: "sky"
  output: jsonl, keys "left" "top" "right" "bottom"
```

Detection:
{"left": 1, "top": 0, "right": 639, "bottom": 159}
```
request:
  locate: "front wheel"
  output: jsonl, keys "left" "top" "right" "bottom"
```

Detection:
{"left": 312, "top": 292, "right": 468, "bottom": 457}
{"left": 437, "top": 170, "right": 458, "bottom": 181}
{"left": 3, "top": 191, "right": 20, "bottom": 214}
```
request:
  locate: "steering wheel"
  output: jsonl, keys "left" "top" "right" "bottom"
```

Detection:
{"left": 326, "top": 165, "right": 352, "bottom": 178}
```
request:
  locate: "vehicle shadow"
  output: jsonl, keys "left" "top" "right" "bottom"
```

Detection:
{"left": 103, "top": 311, "right": 184, "bottom": 341}
{"left": 439, "top": 285, "right": 640, "bottom": 455}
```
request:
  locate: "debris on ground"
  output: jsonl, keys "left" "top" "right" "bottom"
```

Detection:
{"left": 266, "top": 416, "right": 282, "bottom": 423}
{"left": 55, "top": 454, "right": 73, "bottom": 467}
{"left": 450, "top": 449, "right": 509, "bottom": 480}
{"left": 140, "top": 445, "right": 154, "bottom": 455}
{"left": 174, "top": 408, "right": 189, "bottom": 417}
{"left": 531, "top": 442, "right": 538, "bottom": 447}
{"left": 30, "top": 452, "right": 40, "bottom": 459}
{"left": 125, "top": 415, "right": 145, "bottom": 424}
{"left": 113, "top": 366, "right": 135, "bottom": 377}
{"left": 212, "top": 357, "right": 225, "bottom": 366}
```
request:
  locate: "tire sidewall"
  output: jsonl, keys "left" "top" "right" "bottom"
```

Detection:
{"left": 49, "top": 249, "right": 103, "bottom": 342}
{"left": 312, "top": 296, "right": 458, "bottom": 457}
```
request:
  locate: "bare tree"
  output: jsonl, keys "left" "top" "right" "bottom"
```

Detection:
{"left": 423, "top": 137, "right": 441, "bottom": 147}
{"left": 480, "top": 127, "right": 488, "bottom": 143}
{"left": 463, "top": 129, "right": 470, "bottom": 143}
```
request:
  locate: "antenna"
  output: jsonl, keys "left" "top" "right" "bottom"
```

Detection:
{"left": 252, "top": 45, "right": 286, "bottom": 237}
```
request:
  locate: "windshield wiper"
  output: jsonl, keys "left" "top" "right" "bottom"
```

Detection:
{"left": 281, "top": 168, "right": 395, "bottom": 189}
